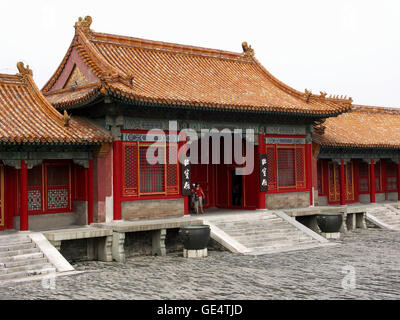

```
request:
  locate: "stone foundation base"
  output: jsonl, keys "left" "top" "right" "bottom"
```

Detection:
{"left": 183, "top": 248, "right": 207, "bottom": 258}
{"left": 321, "top": 232, "right": 341, "bottom": 239}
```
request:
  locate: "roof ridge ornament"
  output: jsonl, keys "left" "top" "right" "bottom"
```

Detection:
{"left": 242, "top": 42, "right": 254, "bottom": 58}
{"left": 16, "top": 62, "right": 33, "bottom": 77}
{"left": 63, "top": 110, "right": 71, "bottom": 127}
{"left": 319, "top": 91, "right": 327, "bottom": 99}
{"left": 75, "top": 16, "right": 93, "bottom": 38}
{"left": 304, "top": 89, "right": 312, "bottom": 102}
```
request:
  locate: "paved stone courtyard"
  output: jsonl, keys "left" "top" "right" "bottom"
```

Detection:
{"left": 0, "top": 228, "right": 399, "bottom": 300}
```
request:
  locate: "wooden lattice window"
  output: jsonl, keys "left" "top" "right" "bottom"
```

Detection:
{"left": 295, "top": 147, "right": 306, "bottom": 189}
{"left": 266, "top": 146, "right": 276, "bottom": 191}
{"left": 359, "top": 162, "right": 369, "bottom": 192}
{"left": 139, "top": 145, "right": 165, "bottom": 194}
{"left": 123, "top": 142, "right": 138, "bottom": 196}
{"left": 386, "top": 161, "right": 398, "bottom": 191}
{"left": 122, "top": 142, "right": 179, "bottom": 197}
{"left": 45, "top": 164, "right": 71, "bottom": 211}
{"left": 277, "top": 148, "right": 296, "bottom": 187}
{"left": 266, "top": 144, "right": 306, "bottom": 191}
{"left": 28, "top": 165, "right": 42, "bottom": 212}
{"left": 166, "top": 144, "right": 179, "bottom": 194}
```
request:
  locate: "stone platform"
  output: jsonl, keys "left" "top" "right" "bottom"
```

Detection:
{"left": 92, "top": 216, "right": 203, "bottom": 262}
{"left": 283, "top": 204, "right": 371, "bottom": 234}
{"left": 42, "top": 226, "right": 113, "bottom": 262}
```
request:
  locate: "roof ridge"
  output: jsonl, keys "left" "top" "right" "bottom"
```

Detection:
{"left": 92, "top": 31, "right": 248, "bottom": 61}
{"left": 42, "top": 82, "right": 99, "bottom": 96}
{"left": 250, "top": 56, "right": 353, "bottom": 111}
{"left": 352, "top": 104, "right": 400, "bottom": 113}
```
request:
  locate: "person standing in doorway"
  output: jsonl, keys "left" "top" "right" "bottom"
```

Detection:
{"left": 194, "top": 183, "right": 205, "bottom": 214}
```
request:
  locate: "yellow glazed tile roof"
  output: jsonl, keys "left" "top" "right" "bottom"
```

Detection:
{"left": 313, "top": 105, "right": 400, "bottom": 149}
{"left": 0, "top": 63, "right": 112, "bottom": 145}
{"left": 43, "top": 16, "right": 352, "bottom": 116}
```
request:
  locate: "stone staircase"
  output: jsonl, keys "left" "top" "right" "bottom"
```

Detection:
{"left": 366, "top": 204, "right": 400, "bottom": 231}
{"left": 203, "top": 210, "right": 333, "bottom": 255}
{"left": 0, "top": 233, "right": 56, "bottom": 282}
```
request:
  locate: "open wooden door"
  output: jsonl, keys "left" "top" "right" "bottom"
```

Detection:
{"left": 328, "top": 162, "right": 340, "bottom": 202}
{"left": 345, "top": 162, "right": 354, "bottom": 201}
{"left": 328, "top": 161, "right": 354, "bottom": 203}
{"left": 191, "top": 164, "right": 211, "bottom": 208}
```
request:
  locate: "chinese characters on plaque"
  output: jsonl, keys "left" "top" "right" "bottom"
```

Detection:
{"left": 181, "top": 158, "right": 191, "bottom": 196}
{"left": 259, "top": 154, "right": 268, "bottom": 192}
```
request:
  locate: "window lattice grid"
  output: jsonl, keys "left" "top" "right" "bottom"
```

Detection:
{"left": 295, "top": 147, "right": 305, "bottom": 187}
{"left": 139, "top": 145, "right": 165, "bottom": 194}
{"left": 28, "top": 189, "right": 42, "bottom": 211}
{"left": 266, "top": 147, "right": 276, "bottom": 189}
{"left": 47, "top": 188, "right": 69, "bottom": 210}
{"left": 166, "top": 145, "right": 178, "bottom": 188}
{"left": 277, "top": 148, "right": 295, "bottom": 187}
{"left": 124, "top": 144, "right": 137, "bottom": 188}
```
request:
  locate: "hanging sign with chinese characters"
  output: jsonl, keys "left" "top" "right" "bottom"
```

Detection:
{"left": 181, "top": 158, "right": 192, "bottom": 196}
{"left": 259, "top": 154, "right": 268, "bottom": 192}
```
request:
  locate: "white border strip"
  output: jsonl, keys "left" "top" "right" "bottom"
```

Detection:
{"left": 273, "top": 210, "right": 329, "bottom": 243}
{"left": 29, "top": 232, "right": 74, "bottom": 272}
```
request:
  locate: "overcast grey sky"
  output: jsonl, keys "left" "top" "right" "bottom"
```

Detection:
{"left": 1, "top": 0, "right": 399, "bottom": 107}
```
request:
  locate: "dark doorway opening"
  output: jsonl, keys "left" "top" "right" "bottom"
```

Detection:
{"left": 231, "top": 170, "right": 243, "bottom": 207}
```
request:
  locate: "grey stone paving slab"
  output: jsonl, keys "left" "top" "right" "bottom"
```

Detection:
{"left": 0, "top": 228, "right": 399, "bottom": 300}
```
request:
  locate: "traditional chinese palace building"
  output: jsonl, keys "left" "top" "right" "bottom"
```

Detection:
{"left": 1, "top": 16, "right": 398, "bottom": 233}
{"left": 314, "top": 105, "right": 400, "bottom": 206}
{"left": 0, "top": 62, "right": 112, "bottom": 231}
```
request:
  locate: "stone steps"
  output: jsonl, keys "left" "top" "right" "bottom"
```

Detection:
{"left": 205, "top": 211, "right": 325, "bottom": 255}
{"left": 241, "top": 237, "right": 314, "bottom": 248}
{"left": 0, "top": 242, "right": 36, "bottom": 252}
{"left": 0, "top": 233, "right": 57, "bottom": 283}
{"left": 226, "top": 229, "right": 304, "bottom": 238}
{"left": 0, "top": 237, "right": 31, "bottom": 246}
{"left": 0, "top": 261, "right": 53, "bottom": 276}
{"left": 0, "top": 267, "right": 56, "bottom": 281}
{"left": 250, "top": 239, "right": 318, "bottom": 251}
{"left": 1, "top": 256, "right": 48, "bottom": 268}
{"left": 0, "top": 247, "right": 41, "bottom": 258}
{"left": 366, "top": 206, "right": 400, "bottom": 230}
{"left": 0, "top": 252, "right": 44, "bottom": 264}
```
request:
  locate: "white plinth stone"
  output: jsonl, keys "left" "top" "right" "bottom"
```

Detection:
{"left": 321, "top": 232, "right": 341, "bottom": 239}
{"left": 183, "top": 248, "right": 208, "bottom": 258}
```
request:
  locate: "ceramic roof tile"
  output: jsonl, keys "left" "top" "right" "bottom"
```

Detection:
{"left": 42, "top": 16, "right": 352, "bottom": 116}
{"left": 313, "top": 105, "right": 400, "bottom": 149}
{"left": 0, "top": 63, "right": 112, "bottom": 145}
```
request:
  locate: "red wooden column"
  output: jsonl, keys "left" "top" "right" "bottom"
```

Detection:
{"left": 87, "top": 159, "right": 94, "bottom": 225}
{"left": 257, "top": 133, "right": 266, "bottom": 209}
{"left": 370, "top": 158, "right": 376, "bottom": 203}
{"left": 305, "top": 143, "right": 313, "bottom": 206}
{"left": 19, "top": 159, "right": 28, "bottom": 231}
{"left": 113, "top": 140, "right": 122, "bottom": 220}
{"left": 339, "top": 158, "right": 346, "bottom": 205}
{"left": 397, "top": 159, "right": 400, "bottom": 201}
